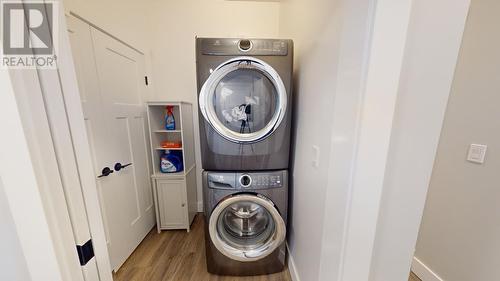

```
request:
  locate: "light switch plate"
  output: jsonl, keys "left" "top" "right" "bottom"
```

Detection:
{"left": 467, "top": 144, "right": 487, "bottom": 164}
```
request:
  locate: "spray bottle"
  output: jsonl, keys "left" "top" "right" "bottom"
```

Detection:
{"left": 165, "top": 106, "right": 175, "bottom": 130}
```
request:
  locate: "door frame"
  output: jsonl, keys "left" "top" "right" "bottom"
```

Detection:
{"left": 315, "top": 0, "right": 472, "bottom": 281}
{"left": 0, "top": 2, "right": 93, "bottom": 281}
{"left": 2, "top": 1, "right": 115, "bottom": 280}
{"left": 1, "top": 60, "right": 85, "bottom": 281}
{"left": 3, "top": 1, "right": 115, "bottom": 280}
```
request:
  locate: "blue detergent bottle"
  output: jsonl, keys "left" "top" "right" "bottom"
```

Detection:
{"left": 160, "top": 150, "right": 183, "bottom": 173}
{"left": 165, "top": 106, "right": 175, "bottom": 130}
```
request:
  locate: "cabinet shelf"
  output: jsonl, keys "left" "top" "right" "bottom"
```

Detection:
{"left": 155, "top": 147, "right": 183, "bottom": 151}
{"left": 151, "top": 164, "right": 196, "bottom": 179}
{"left": 154, "top": 130, "right": 182, "bottom": 133}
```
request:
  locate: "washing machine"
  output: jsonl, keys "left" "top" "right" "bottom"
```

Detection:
{"left": 196, "top": 38, "right": 293, "bottom": 171}
{"left": 203, "top": 170, "right": 288, "bottom": 276}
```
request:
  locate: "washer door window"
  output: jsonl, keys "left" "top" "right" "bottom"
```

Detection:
{"left": 209, "top": 194, "right": 286, "bottom": 262}
{"left": 199, "top": 57, "right": 287, "bottom": 143}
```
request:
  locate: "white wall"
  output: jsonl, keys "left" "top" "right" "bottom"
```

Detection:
{"left": 0, "top": 179, "right": 31, "bottom": 281}
{"left": 279, "top": 0, "right": 379, "bottom": 280}
{"left": 278, "top": 0, "right": 342, "bottom": 279}
{"left": 147, "top": 0, "right": 281, "bottom": 209}
{"left": 62, "top": 0, "right": 280, "bottom": 211}
{"left": 414, "top": 1, "right": 500, "bottom": 280}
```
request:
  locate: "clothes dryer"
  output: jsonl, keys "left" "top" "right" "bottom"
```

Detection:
{"left": 196, "top": 38, "right": 293, "bottom": 171}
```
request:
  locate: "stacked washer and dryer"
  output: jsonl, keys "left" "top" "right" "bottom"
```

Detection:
{"left": 196, "top": 38, "right": 293, "bottom": 276}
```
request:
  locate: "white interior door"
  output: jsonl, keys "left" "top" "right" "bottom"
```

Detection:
{"left": 90, "top": 27, "right": 154, "bottom": 270}
{"left": 67, "top": 16, "right": 154, "bottom": 271}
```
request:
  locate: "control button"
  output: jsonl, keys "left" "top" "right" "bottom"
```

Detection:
{"left": 239, "top": 174, "right": 252, "bottom": 187}
{"left": 238, "top": 39, "right": 252, "bottom": 52}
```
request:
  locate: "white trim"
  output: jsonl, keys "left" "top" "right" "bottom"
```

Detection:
{"left": 0, "top": 2, "right": 86, "bottom": 280}
{"left": 286, "top": 243, "right": 300, "bottom": 281}
{"left": 1, "top": 70, "right": 80, "bottom": 281}
{"left": 69, "top": 12, "right": 144, "bottom": 55}
{"left": 412, "top": 257, "right": 444, "bottom": 281}
{"left": 365, "top": 1, "right": 470, "bottom": 280}
{"left": 48, "top": 10, "right": 114, "bottom": 281}
{"left": 81, "top": 260, "right": 100, "bottom": 281}
{"left": 317, "top": 0, "right": 376, "bottom": 279}
{"left": 338, "top": 0, "right": 414, "bottom": 280}
{"left": 197, "top": 201, "right": 204, "bottom": 212}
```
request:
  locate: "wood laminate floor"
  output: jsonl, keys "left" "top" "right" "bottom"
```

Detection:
{"left": 409, "top": 272, "right": 421, "bottom": 281}
{"left": 113, "top": 214, "right": 292, "bottom": 281}
{"left": 113, "top": 213, "right": 419, "bottom": 281}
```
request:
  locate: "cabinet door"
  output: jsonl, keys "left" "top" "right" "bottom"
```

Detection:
{"left": 156, "top": 180, "right": 187, "bottom": 228}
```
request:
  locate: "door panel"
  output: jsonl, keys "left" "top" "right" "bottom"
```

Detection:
{"left": 130, "top": 116, "right": 154, "bottom": 212}
{"left": 208, "top": 194, "right": 286, "bottom": 262}
{"left": 99, "top": 47, "right": 142, "bottom": 105}
{"left": 90, "top": 27, "right": 154, "bottom": 270}
{"left": 199, "top": 57, "right": 287, "bottom": 144}
{"left": 67, "top": 16, "right": 113, "bottom": 246}
{"left": 67, "top": 16, "right": 154, "bottom": 272}
{"left": 83, "top": 119, "right": 111, "bottom": 245}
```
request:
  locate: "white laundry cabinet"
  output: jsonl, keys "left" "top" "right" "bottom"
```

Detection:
{"left": 147, "top": 102, "right": 197, "bottom": 232}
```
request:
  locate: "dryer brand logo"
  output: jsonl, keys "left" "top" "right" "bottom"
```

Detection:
{"left": 1, "top": 1, "right": 58, "bottom": 68}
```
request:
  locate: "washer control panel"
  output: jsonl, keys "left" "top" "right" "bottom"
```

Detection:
{"left": 237, "top": 171, "right": 284, "bottom": 189}
{"left": 207, "top": 171, "right": 285, "bottom": 190}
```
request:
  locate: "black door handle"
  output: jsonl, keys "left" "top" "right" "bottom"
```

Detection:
{"left": 114, "top": 162, "right": 132, "bottom": 172}
{"left": 98, "top": 167, "right": 113, "bottom": 178}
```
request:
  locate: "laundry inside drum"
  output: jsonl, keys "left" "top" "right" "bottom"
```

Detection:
{"left": 213, "top": 68, "right": 278, "bottom": 135}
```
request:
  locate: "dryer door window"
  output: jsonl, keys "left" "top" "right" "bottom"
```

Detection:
{"left": 209, "top": 194, "right": 286, "bottom": 262}
{"left": 199, "top": 57, "right": 287, "bottom": 144}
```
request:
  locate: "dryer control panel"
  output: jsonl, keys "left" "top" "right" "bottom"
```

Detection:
{"left": 207, "top": 171, "right": 285, "bottom": 190}
{"left": 199, "top": 38, "right": 289, "bottom": 56}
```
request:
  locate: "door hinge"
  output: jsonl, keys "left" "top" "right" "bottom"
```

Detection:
{"left": 145, "top": 76, "right": 149, "bottom": 86}
{"left": 76, "top": 239, "right": 95, "bottom": 266}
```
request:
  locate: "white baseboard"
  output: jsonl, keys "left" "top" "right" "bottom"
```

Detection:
{"left": 412, "top": 257, "right": 444, "bottom": 281}
{"left": 197, "top": 201, "right": 203, "bottom": 212}
{"left": 286, "top": 243, "right": 300, "bottom": 281}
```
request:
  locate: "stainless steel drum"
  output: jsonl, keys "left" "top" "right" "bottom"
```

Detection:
{"left": 209, "top": 194, "right": 286, "bottom": 262}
